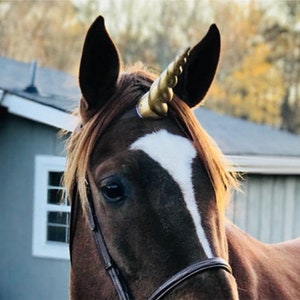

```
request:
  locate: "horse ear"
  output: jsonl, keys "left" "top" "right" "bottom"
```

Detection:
{"left": 79, "top": 16, "right": 120, "bottom": 123}
{"left": 174, "top": 24, "right": 220, "bottom": 108}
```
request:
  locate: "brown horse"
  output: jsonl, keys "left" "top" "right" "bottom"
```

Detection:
{"left": 64, "top": 16, "right": 300, "bottom": 299}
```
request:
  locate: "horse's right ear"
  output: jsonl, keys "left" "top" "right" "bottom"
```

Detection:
{"left": 79, "top": 16, "right": 120, "bottom": 123}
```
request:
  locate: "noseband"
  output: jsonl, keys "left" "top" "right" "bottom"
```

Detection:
{"left": 70, "top": 170, "right": 232, "bottom": 300}
{"left": 148, "top": 258, "right": 231, "bottom": 300}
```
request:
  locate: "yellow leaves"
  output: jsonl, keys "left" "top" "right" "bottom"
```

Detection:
{"left": 1, "top": 1, "right": 85, "bottom": 74}
{"left": 2, "top": 0, "right": 294, "bottom": 130}
{"left": 208, "top": 81, "right": 226, "bottom": 102}
{"left": 208, "top": 42, "right": 285, "bottom": 127}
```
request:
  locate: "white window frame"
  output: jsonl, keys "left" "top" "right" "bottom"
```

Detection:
{"left": 32, "top": 155, "right": 70, "bottom": 260}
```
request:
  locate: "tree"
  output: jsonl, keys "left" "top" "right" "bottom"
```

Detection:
{"left": 1, "top": 0, "right": 298, "bottom": 133}
{"left": 262, "top": 1, "right": 300, "bottom": 133}
{"left": 74, "top": 0, "right": 211, "bottom": 69}
{"left": 0, "top": 1, "right": 85, "bottom": 74}
{"left": 206, "top": 1, "right": 285, "bottom": 128}
{"left": 213, "top": 43, "right": 284, "bottom": 126}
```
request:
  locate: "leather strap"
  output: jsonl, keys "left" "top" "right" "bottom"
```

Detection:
{"left": 86, "top": 173, "right": 133, "bottom": 300}
{"left": 148, "top": 257, "right": 232, "bottom": 300}
{"left": 69, "top": 183, "right": 80, "bottom": 263}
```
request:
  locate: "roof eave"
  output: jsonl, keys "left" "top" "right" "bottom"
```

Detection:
{"left": 228, "top": 155, "right": 300, "bottom": 175}
{"left": 0, "top": 89, "right": 78, "bottom": 132}
{"left": 2, "top": 89, "right": 300, "bottom": 175}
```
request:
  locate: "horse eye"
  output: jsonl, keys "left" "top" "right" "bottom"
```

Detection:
{"left": 100, "top": 178, "right": 127, "bottom": 204}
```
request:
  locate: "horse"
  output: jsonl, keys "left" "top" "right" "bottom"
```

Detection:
{"left": 64, "top": 16, "right": 300, "bottom": 299}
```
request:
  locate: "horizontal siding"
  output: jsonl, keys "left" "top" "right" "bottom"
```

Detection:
{"left": 227, "top": 174, "right": 300, "bottom": 243}
{"left": 0, "top": 115, "right": 69, "bottom": 300}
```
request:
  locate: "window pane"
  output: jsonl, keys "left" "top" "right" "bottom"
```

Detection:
{"left": 48, "top": 211, "right": 68, "bottom": 224}
{"left": 48, "top": 171, "right": 63, "bottom": 187}
{"left": 47, "top": 189, "right": 64, "bottom": 205}
{"left": 47, "top": 212, "right": 69, "bottom": 243}
{"left": 47, "top": 226, "right": 67, "bottom": 243}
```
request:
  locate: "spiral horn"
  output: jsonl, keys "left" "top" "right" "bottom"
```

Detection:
{"left": 136, "top": 47, "right": 190, "bottom": 119}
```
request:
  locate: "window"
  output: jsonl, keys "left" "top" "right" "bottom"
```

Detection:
{"left": 32, "top": 155, "right": 70, "bottom": 260}
{"left": 47, "top": 171, "right": 69, "bottom": 244}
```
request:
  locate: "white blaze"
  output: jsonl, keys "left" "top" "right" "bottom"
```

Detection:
{"left": 130, "top": 129, "right": 213, "bottom": 258}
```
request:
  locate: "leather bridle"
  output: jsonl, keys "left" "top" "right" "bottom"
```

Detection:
{"left": 69, "top": 170, "right": 232, "bottom": 300}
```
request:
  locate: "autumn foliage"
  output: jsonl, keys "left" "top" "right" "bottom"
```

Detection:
{"left": 0, "top": 0, "right": 299, "bottom": 133}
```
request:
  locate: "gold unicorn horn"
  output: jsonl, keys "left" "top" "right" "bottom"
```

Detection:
{"left": 136, "top": 47, "right": 190, "bottom": 119}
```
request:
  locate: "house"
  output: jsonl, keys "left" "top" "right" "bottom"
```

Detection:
{"left": 1, "top": 56, "right": 300, "bottom": 300}
{"left": 0, "top": 56, "right": 77, "bottom": 300}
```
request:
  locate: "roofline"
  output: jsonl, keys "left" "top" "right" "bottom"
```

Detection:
{"left": 228, "top": 155, "right": 300, "bottom": 175}
{"left": 0, "top": 90, "right": 78, "bottom": 132}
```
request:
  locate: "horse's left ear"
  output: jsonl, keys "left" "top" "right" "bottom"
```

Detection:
{"left": 174, "top": 24, "right": 220, "bottom": 108}
{"left": 79, "top": 16, "right": 120, "bottom": 123}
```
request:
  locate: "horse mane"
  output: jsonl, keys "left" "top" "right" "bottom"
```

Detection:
{"left": 169, "top": 98, "right": 237, "bottom": 212}
{"left": 64, "top": 66, "right": 237, "bottom": 212}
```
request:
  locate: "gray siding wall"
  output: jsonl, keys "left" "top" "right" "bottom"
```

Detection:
{"left": 0, "top": 114, "right": 69, "bottom": 300}
{"left": 227, "top": 174, "right": 300, "bottom": 243}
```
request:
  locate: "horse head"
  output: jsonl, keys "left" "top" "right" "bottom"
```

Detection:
{"left": 67, "top": 16, "right": 239, "bottom": 299}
